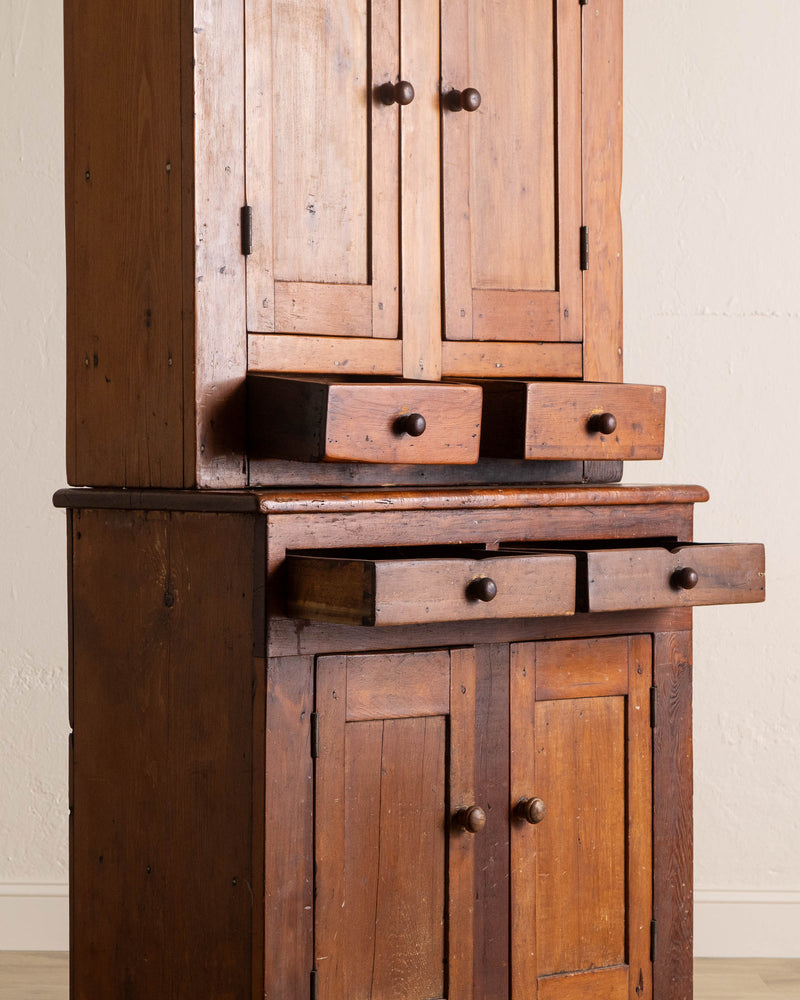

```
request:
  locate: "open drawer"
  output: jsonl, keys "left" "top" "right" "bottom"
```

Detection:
{"left": 476, "top": 380, "right": 666, "bottom": 460}
{"left": 248, "top": 375, "right": 482, "bottom": 464}
{"left": 285, "top": 548, "right": 576, "bottom": 625}
{"left": 503, "top": 542, "right": 765, "bottom": 612}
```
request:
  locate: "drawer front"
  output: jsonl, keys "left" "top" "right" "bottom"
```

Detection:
{"left": 286, "top": 552, "right": 576, "bottom": 626}
{"left": 582, "top": 543, "right": 765, "bottom": 612}
{"left": 248, "top": 376, "right": 482, "bottom": 464}
{"left": 478, "top": 381, "right": 665, "bottom": 460}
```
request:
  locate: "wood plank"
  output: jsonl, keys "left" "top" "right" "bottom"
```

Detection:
{"left": 449, "top": 647, "right": 478, "bottom": 1000}
{"left": 653, "top": 631, "right": 693, "bottom": 1000}
{"left": 472, "top": 290, "right": 562, "bottom": 342}
{"left": 65, "top": 0, "right": 184, "bottom": 487}
{"left": 264, "top": 656, "right": 314, "bottom": 999}
{"left": 273, "top": 282, "right": 374, "bottom": 337}
{"left": 314, "top": 654, "right": 348, "bottom": 1000}
{"left": 245, "top": 0, "right": 275, "bottom": 332}
{"left": 400, "top": 0, "right": 441, "bottom": 379}
{"left": 440, "top": 0, "right": 473, "bottom": 340}
{"left": 535, "top": 695, "right": 627, "bottom": 975}
{"left": 271, "top": 0, "right": 368, "bottom": 285}
{"left": 582, "top": 0, "right": 623, "bottom": 382}
{"left": 193, "top": 0, "right": 248, "bottom": 486}
{"left": 627, "top": 635, "right": 654, "bottom": 1000}
{"left": 370, "top": 0, "right": 401, "bottom": 339}
{"left": 510, "top": 642, "right": 537, "bottom": 1000}
{"left": 556, "top": 0, "right": 583, "bottom": 343}
{"left": 534, "top": 636, "right": 630, "bottom": 701}
{"left": 345, "top": 650, "right": 451, "bottom": 720}
{"left": 468, "top": 0, "right": 556, "bottom": 292}
{"left": 70, "top": 510, "right": 258, "bottom": 999}
{"left": 248, "top": 333, "right": 402, "bottom": 375}
{"left": 538, "top": 965, "right": 628, "bottom": 1000}
{"left": 442, "top": 340, "right": 582, "bottom": 378}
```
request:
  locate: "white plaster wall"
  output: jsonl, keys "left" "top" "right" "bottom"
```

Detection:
{"left": 622, "top": 1, "right": 800, "bottom": 956}
{"left": 0, "top": 0, "right": 797, "bottom": 956}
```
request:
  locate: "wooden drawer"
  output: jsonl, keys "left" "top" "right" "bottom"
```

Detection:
{"left": 505, "top": 542, "right": 765, "bottom": 612}
{"left": 248, "top": 375, "right": 482, "bottom": 464}
{"left": 477, "top": 381, "right": 666, "bottom": 460}
{"left": 285, "top": 550, "right": 576, "bottom": 626}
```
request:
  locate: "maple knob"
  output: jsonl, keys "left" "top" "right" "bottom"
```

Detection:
{"left": 380, "top": 80, "right": 415, "bottom": 106}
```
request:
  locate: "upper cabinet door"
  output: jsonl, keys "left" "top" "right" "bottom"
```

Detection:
{"left": 246, "top": 0, "right": 401, "bottom": 344}
{"left": 441, "top": 0, "right": 583, "bottom": 350}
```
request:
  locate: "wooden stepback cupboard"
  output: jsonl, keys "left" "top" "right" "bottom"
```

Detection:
{"left": 58, "top": 3, "right": 765, "bottom": 1000}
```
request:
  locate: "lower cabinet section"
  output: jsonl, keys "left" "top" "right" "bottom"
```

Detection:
{"left": 298, "top": 638, "right": 652, "bottom": 1000}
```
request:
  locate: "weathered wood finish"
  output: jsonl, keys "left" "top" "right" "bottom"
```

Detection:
{"left": 478, "top": 381, "right": 666, "bottom": 461}
{"left": 247, "top": 376, "right": 482, "bottom": 464}
{"left": 70, "top": 508, "right": 261, "bottom": 999}
{"left": 285, "top": 550, "right": 577, "bottom": 625}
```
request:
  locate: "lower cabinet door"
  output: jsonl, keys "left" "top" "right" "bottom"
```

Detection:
{"left": 314, "top": 648, "right": 478, "bottom": 1000}
{"left": 510, "top": 636, "right": 653, "bottom": 1000}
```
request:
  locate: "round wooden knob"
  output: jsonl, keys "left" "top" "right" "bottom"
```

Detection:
{"left": 515, "top": 797, "right": 546, "bottom": 825}
{"left": 467, "top": 577, "right": 497, "bottom": 603}
{"left": 671, "top": 566, "right": 699, "bottom": 590}
{"left": 447, "top": 87, "right": 482, "bottom": 112}
{"left": 379, "top": 80, "right": 415, "bottom": 106}
{"left": 455, "top": 805, "right": 487, "bottom": 833}
{"left": 396, "top": 412, "right": 426, "bottom": 437}
{"left": 588, "top": 411, "right": 617, "bottom": 435}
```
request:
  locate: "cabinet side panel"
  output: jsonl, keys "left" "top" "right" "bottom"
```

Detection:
{"left": 70, "top": 509, "right": 259, "bottom": 999}
{"left": 65, "top": 1, "right": 184, "bottom": 486}
{"left": 652, "top": 630, "right": 693, "bottom": 1000}
{"left": 582, "top": 0, "right": 623, "bottom": 381}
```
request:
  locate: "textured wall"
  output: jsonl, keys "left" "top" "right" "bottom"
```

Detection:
{"left": 623, "top": 1, "right": 800, "bottom": 955}
{"left": 0, "top": 0, "right": 797, "bottom": 955}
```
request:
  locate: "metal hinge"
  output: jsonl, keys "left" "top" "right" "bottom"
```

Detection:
{"left": 580, "top": 226, "right": 589, "bottom": 270}
{"left": 650, "top": 920, "right": 658, "bottom": 962}
{"left": 311, "top": 712, "right": 320, "bottom": 758}
{"left": 311, "top": 969, "right": 319, "bottom": 1000}
{"left": 650, "top": 686, "right": 658, "bottom": 729}
{"left": 241, "top": 205, "right": 253, "bottom": 256}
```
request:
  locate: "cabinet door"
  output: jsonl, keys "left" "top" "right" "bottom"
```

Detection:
{"left": 510, "top": 636, "right": 653, "bottom": 1000}
{"left": 314, "top": 648, "right": 477, "bottom": 1000}
{"left": 441, "top": 0, "right": 582, "bottom": 354}
{"left": 246, "top": 0, "right": 402, "bottom": 345}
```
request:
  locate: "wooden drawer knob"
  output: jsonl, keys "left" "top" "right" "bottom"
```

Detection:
{"left": 394, "top": 412, "right": 426, "bottom": 437}
{"left": 671, "top": 566, "right": 699, "bottom": 590}
{"left": 455, "top": 805, "right": 487, "bottom": 833}
{"left": 588, "top": 411, "right": 617, "bottom": 435}
{"left": 467, "top": 577, "right": 497, "bottom": 602}
{"left": 447, "top": 87, "right": 482, "bottom": 112}
{"left": 515, "top": 797, "right": 546, "bottom": 825}
{"left": 379, "top": 80, "right": 415, "bottom": 106}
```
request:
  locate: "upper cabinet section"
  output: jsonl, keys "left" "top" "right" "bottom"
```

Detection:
{"left": 245, "top": 0, "right": 588, "bottom": 382}
{"left": 65, "top": 0, "right": 629, "bottom": 488}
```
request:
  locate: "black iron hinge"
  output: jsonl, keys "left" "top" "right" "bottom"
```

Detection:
{"left": 241, "top": 205, "right": 253, "bottom": 256}
{"left": 580, "top": 226, "right": 590, "bottom": 270}
{"left": 311, "top": 712, "right": 320, "bottom": 758}
{"left": 650, "top": 686, "right": 658, "bottom": 729}
{"left": 650, "top": 920, "right": 658, "bottom": 962}
{"left": 311, "top": 969, "right": 319, "bottom": 1000}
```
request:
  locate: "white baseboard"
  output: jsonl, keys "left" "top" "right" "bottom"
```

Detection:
{"left": 695, "top": 890, "right": 800, "bottom": 958}
{"left": 0, "top": 883, "right": 68, "bottom": 951}
{"left": 2, "top": 882, "right": 798, "bottom": 957}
